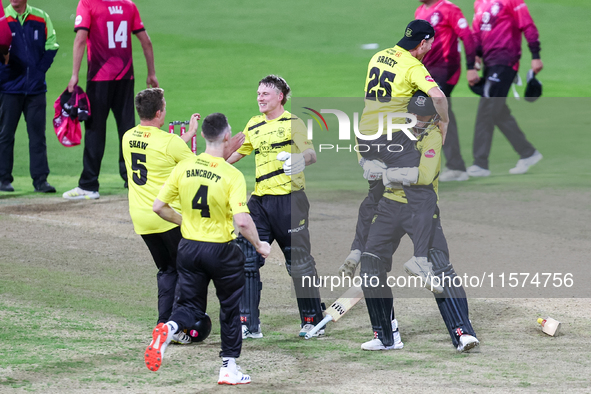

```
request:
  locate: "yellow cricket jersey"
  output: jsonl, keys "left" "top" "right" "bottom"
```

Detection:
{"left": 359, "top": 45, "right": 439, "bottom": 136}
{"left": 384, "top": 124, "right": 442, "bottom": 204}
{"left": 237, "top": 110, "right": 314, "bottom": 196}
{"left": 157, "top": 153, "right": 250, "bottom": 243}
{"left": 123, "top": 125, "right": 194, "bottom": 235}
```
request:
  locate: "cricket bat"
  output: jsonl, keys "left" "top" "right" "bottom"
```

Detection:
{"left": 304, "top": 285, "right": 364, "bottom": 339}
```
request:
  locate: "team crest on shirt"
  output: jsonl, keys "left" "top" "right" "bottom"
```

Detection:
{"left": 424, "top": 149, "right": 436, "bottom": 158}
{"left": 258, "top": 142, "right": 272, "bottom": 157}
{"left": 430, "top": 12, "right": 441, "bottom": 27}
{"left": 277, "top": 127, "right": 286, "bottom": 138}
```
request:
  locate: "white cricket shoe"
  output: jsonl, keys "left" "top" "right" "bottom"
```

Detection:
{"left": 361, "top": 337, "right": 404, "bottom": 351}
{"left": 242, "top": 324, "right": 263, "bottom": 339}
{"left": 299, "top": 323, "right": 325, "bottom": 338}
{"left": 439, "top": 168, "right": 469, "bottom": 182}
{"left": 62, "top": 187, "right": 100, "bottom": 200}
{"left": 457, "top": 334, "right": 480, "bottom": 353}
{"left": 509, "top": 150, "right": 543, "bottom": 174}
{"left": 218, "top": 365, "right": 251, "bottom": 385}
{"left": 171, "top": 330, "right": 192, "bottom": 345}
{"left": 404, "top": 257, "right": 443, "bottom": 294}
{"left": 466, "top": 165, "right": 491, "bottom": 177}
{"left": 144, "top": 323, "right": 172, "bottom": 372}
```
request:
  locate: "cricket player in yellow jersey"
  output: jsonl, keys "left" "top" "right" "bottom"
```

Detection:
{"left": 145, "top": 113, "right": 271, "bottom": 385}
{"left": 359, "top": 91, "right": 479, "bottom": 353}
{"left": 227, "top": 75, "right": 324, "bottom": 339}
{"left": 122, "top": 88, "right": 197, "bottom": 345}
{"left": 343, "top": 21, "right": 450, "bottom": 312}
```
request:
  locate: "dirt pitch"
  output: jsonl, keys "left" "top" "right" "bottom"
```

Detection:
{"left": 0, "top": 190, "right": 590, "bottom": 393}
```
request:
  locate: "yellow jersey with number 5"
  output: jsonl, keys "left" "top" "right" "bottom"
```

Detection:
{"left": 359, "top": 45, "right": 439, "bottom": 136}
{"left": 157, "top": 153, "right": 250, "bottom": 243}
{"left": 123, "top": 125, "right": 194, "bottom": 235}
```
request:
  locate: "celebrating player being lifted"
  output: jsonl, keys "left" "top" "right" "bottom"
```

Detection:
{"left": 359, "top": 91, "right": 479, "bottom": 352}
{"left": 228, "top": 75, "right": 324, "bottom": 339}
{"left": 341, "top": 20, "right": 449, "bottom": 291}
{"left": 145, "top": 113, "right": 271, "bottom": 385}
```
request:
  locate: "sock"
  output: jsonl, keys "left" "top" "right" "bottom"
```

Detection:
{"left": 166, "top": 321, "right": 179, "bottom": 334}
{"left": 222, "top": 357, "right": 236, "bottom": 370}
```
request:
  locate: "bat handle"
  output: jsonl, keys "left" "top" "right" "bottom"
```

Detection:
{"left": 304, "top": 315, "right": 333, "bottom": 340}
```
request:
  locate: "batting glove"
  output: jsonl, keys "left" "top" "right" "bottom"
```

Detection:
{"left": 362, "top": 159, "right": 387, "bottom": 181}
{"left": 277, "top": 151, "right": 306, "bottom": 176}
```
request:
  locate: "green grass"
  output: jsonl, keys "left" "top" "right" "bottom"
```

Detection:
{"left": 3, "top": 0, "right": 590, "bottom": 196}
{"left": 2, "top": 1, "right": 591, "bottom": 391}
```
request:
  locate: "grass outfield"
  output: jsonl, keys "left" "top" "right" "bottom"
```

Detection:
{"left": 3, "top": 0, "right": 591, "bottom": 196}
{"left": 1, "top": 1, "right": 591, "bottom": 391}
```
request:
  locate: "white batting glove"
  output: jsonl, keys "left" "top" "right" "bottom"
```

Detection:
{"left": 277, "top": 151, "right": 291, "bottom": 162}
{"left": 278, "top": 151, "right": 305, "bottom": 176}
{"left": 362, "top": 159, "right": 387, "bottom": 181}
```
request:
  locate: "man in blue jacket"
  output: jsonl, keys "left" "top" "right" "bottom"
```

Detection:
{"left": 0, "top": 0, "right": 58, "bottom": 193}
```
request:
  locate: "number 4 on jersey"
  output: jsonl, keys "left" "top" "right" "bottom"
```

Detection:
{"left": 192, "top": 185, "right": 210, "bottom": 218}
{"left": 107, "top": 20, "right": 127, "bottom": 49}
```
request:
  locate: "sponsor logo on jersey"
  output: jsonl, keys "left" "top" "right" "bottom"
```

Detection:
{"left": 425, "top": 75, "right": 435, "bottom": 82}
{"left": 75, "top": 15, "right": 82, "bottom": 25}
{"left": 458, "top": 18, "right": 468, "bottom": 29}
{"left": 210, "top": 162, "right": 218, "bottom": 168}
{"left": 424, "top": 149, "right": 436, "bottom": 158}
{"left": 108, "top": 6, "right": 124, "bottom": 15}
{"left": 143, "top": 132, "right": 151, "bottom": 138}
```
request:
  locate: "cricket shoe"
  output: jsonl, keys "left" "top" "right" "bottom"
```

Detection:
{"left": 242, "top": 324, "right": 263, "bottom": 339}
{"left": 457, "top": 334, "right": 480, "bottom": 353}
{"left": 299, "top": 323, "right": 325, "bottom": 338}
{"left": 361, "top": 336, "right": 404, "bottom": 351}
{"left": 144, "top": 323, "right": 172, "bottom": 372}
{"left": 171, "top": 330, "right": 192, "bottom": 345}
{"left": 466, "top": 165, "right": 491, "bottom": 177}
{"left": 392, "top": 319, "right": 403, "bottom": 349}
{"left": 439, "top": 168, "right": 469, "bottom": 182}
{"left": 509, "top": 150, "right": 543, "bottom": 174}
{"left": 218, "top": 365, "right": 251, "bottom": 385}
{"left": 0, "top": 181, "right": 14, "bottom": 192}
{"left": 404, "top": 257, "right": 443, "bottom": 294}
{"left": 63, "top": 187, "right": 100, "bottom": 200}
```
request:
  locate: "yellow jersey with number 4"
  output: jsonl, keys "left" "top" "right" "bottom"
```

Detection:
{"left": 360, "top": 45, "right": 439, "bottom": 136}
{"left": 237, "top": 110, "right": 313, "bottom": 196}
{"left": 157, "top": 153, "right": 250, "bottom": 243}
{"left": 123, "top": 125, "right": 194, "bottom": 235}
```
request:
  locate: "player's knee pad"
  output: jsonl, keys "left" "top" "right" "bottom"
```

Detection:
{"left": 287, "top": 246, "right": 323, "bottom": 324}
{"left": 428, "top": 248, "right": 476, "bottom": 346}
{"left": 237, "top": 237, "right": 262, "bottom": 332}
